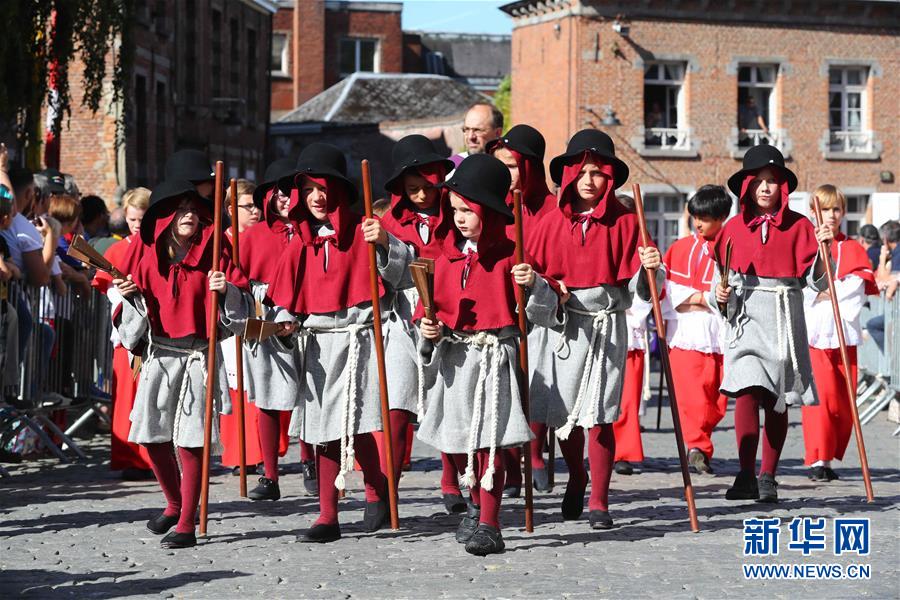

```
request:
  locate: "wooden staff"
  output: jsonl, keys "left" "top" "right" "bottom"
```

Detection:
{"left": 361, "top": 159, "right": 400, "bottom": 529}
{"left": 813, "top": 197, "right": 875, "bottom": 502}
{"left": 229, "top": 178, "right": 248, "bottom": 498}
{"left": 200, "top": 161, "right": 225, "bottom": 536}
{"left": 512, "top": 190, "right": 534, "bottom": 533}
{"left": 632, "top": 183, "right": 700, "bottom": 532}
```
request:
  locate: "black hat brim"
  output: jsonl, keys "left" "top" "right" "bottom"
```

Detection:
{"left": 252, "top": 182, "right": 276, "bottom": 208}
{"left": 727, "top": 165, "right": 798, "bottom": 197}
{"left": 141, "top": 182, "right": 212, "bottom": 245}
{"left": 277, "top": 166, "right": 358, "bottom": 202}
{"left": 384, "top": 156, "right": 455, "bottom": 195}
{"left": 485, "top": 138, "right": 541, "bottom": 161}
{"left": 441, "top": 180, "right": 514, "bottom": 224}
{"left": 549, "top": 150, "right": 629, "bottom": 188}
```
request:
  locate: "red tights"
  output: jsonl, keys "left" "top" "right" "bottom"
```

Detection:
{"left": 733, "top": 387, "right": 788, "bottom": 476}
{"left": 144, "top": 442, "right": 203, "bottom": 534}
{"left": 315, "top": 433, "right": 387, "bottom": 525}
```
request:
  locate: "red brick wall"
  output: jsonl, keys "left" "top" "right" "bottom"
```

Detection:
{"left": 510, "top": 11, "right": 900, "bottom": 194}
{"left": 324, "top": 8, "right": 403, "bottom": 88}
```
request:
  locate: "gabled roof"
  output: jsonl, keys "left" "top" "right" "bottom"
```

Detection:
{"left": 415, "top": 32, "right": 511, "bottom": 82}
{"left": 276, "top": 73, "right": 488, "bottom": 125}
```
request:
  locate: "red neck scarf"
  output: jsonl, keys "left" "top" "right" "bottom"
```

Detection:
{"left": 132, "top": 201, "right": 247, "bottom": 339}
{"left": 268, "top": 176, "right": 380, "bottom": 314}
{"left": 530, "top": 152, "right": 641, "bottom": 288}
{"left": 715, "top": 172, "right": 818, "bottom": 278}
{"left": 832, "top": 233, "right": 878, "bottom": 295}
{"left": 664, "top": 232, "right": 718, "bottom": 290}
{"left": 240, "top": 188, "right": 297, "bottom": 284}
{"left": 380, "top": 163, "right": 451, "bottom": 259}
{"left": 415, "top": 197, "right": 519, "bottom": 331}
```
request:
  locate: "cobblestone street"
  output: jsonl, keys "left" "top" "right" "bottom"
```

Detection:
{"left": 2, "top": 403, "right": 898, "bottom": 599}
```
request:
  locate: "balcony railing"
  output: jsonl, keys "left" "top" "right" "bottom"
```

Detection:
{"left": 644, "top": 127, "right": 692, "bottom": 151}
{"left": 737, "top": 128, "right": 785, "bottom": 150}
{"left": 829, "top": 130, "right": 875, "bottom": 153}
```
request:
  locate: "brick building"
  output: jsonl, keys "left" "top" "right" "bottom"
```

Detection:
{"left": 270, "top": 1, "right": 511, "bottom": 117}
{"left": 502, "top": 0, "right": 900, "bottom": 249}
{"left": 271, "top": 1, "right": 405, "bottom": 118}
{"left": 61, "top": 0, "right": 276, "bottom": 202}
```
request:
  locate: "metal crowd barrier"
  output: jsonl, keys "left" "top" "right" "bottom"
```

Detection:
{"left": 0, "top": 279, "right": 113, "bottom": 476}
{"left": 857, "top": 291, "right": 899, "bottom": 429}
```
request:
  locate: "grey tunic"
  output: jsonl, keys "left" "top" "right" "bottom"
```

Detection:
{"left": 708, "top": 256, "right": 828, "bottom": 412}
{"left": 273, "top": 235, "right": 412, "bottom": 445}
{"left": 381, "top": 257, "right": 421, "bottom": 414}
{"left": 240, "top": 281, "right": 303, "bottom": 411}
{"left": 526, "top": 269, "right": 663, "bottom": 435}
{"left": 119, "top": 283, "right": 249, "bottom": 449}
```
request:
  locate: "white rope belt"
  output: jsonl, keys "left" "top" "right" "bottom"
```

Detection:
{"left": 444, "top": 330, "right": 514, "bottom": 491}
{"left": 555, "top": 306, "right": 619, "bottom": 440}
{"left": 305, "top": 322, "right": 373, "bottom": 491}
{"left": 730, "top": 284, "right": 800, "bottom": 408}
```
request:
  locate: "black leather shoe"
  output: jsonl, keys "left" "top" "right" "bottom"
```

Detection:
{"left": 231, "top": 463, "right": 265, "bottom": 477}
{"left": 757, "top": 473, "right": 778, "bottom": 503}
{"left": 823, "top": 467, "right": 840, "bottom": 481}
{"left": 614, "top": 461, "right": 634, "bottom": 476}
{"left": 532, "top": 467, "right": 552, "bottom": 493}
{"left": 808, "top": 466, "right": 827, "bottom": 481}
{"left": 589, "top": 510, "right": 614, "bottom": 530}
{"left": 561, "top": 479, "right": 586, "bottom": 520}
{"left": 146, "top": 512, "right": 180, "bottom": 535}
{"left": 122, "top": 468, "right": 155, "bottom": 481}
{"left": 301, "top": 522, "right": 341, "bottom": 543}
{"left": 465, "top": 524, "right": 505, "bottom": 556}
{"left": 725, "top": 470, "right": 760, "bottom": 500}
{"left": 248, "top": 477, "right": 281, "bottom": 501}
{"left": 501, "top": 484, "right": 520, "bottom": 499}
{"left": 363, "top": 499, "right": 389, "bottom": 532}
{"left": 301, "top": 460, "right": 318, "bottom": 495}
{"left": 160, "top": 530, "right": 196, "bottom": 549}
{"left": 456, "top": 502, "right": 480, "bottom": 543}
{"left": 443, "top": 493, "right": 467, "bottom": 514}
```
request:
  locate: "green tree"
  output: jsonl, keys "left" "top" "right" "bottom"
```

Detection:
{"left": 494, "top": 74, "right": 511, "bottom": 133}
{"left": 0, "top": 1, "right": 132, "bottom": 165}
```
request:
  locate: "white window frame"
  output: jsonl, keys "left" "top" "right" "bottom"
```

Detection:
{"left": 736, "top": 64, "right": 782, "bottom": 147}
{"left": 340, "top": 37, "right": 380, "bottom": 76}
{"left": 643, "top": 62, "right": 690, "bottom": 151}
{"left": 842, "top": 194, "right": 869, "bottom": 237}
{"left": 271, "top": 32, "right": 289, "bottom": 77}
{"left": 642, "top": 193, "right": 687, "bottom": 253}
{"left": 828, "top": 66, "right": 871, "bottom": 152}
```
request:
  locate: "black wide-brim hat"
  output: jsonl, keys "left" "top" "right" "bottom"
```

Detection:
{"left": 384, "top": 134, "right": 454, "bottom": 194}
{"left": 549, "top": 129, "right": 629, "bottom": 188}
{"left": 164, "top": 149, "right": 215, "bottom": 183}
{"left": 141, "top": 179, "right": 212, "bottom": 245}
{"left": 486, "top": 124, "right": 546, "bottom": 161}
{"left": 278, "top": 142, "right": 357, "bottom": 200}
{"left": 253, "top": 158, "right": 297, "bottom": 208}
{"left": 441, "top": 154, "right": 513, "bottom": 223}
{"left": 727, "top": 144, "right": 798, "bottom": 197}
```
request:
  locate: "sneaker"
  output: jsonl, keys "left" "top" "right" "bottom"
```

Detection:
{"left": 688, "top": 449, "right": 711, "bottom": 475}
{"left": 248, "top": 477, "right": 281, "bottom": 501}
{"left": 614, "top": 461, "right": 634, "bottom": 476}
{"left": 808, "top": 466, "right": 827, "bottom": 481}
{"left": 442, "top": 493, "right": 467, "bottom": 514}
{"left": 363, "top": 499, "right": 389, "bottom": 532}
{"left": 160, "top": 530, "right": 196, "bottom": 549}
{"left": 464, "top": 524, "right": 505, "bottom": 556}
{"left": 501, "top": 484, "right": 521, "bottom": 499}
{"left": 456, "top": 502, "right": 480, "bottom": 543}
{"left": 757, "top": 473, "right": 778, "bottom": 503}
{"left": 532, "top": 466, "right": 552, "bottom": 493}
{"left": 725, "top": 470, "right": 759, "bottom": 500}
{"left": 301, "top": 522, "right": 341, "bottom": 543}
{"left": 823, "top": 467, "right": 840, "bottom": 481}
{"left": 301, "top": 460, "right": 318, "bottom": 495}
{"left": 146, "top": 512, "right": 179, "bottom": 535}
{"left": 588, "top": 510, "right": 614, "bottom": 530}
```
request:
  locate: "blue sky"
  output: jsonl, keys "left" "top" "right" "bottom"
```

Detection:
{"left": 360, "top": 1, "right": 513, "bottom": 35}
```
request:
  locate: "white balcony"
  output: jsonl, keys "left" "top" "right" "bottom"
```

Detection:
{"left": 729, "top": 128, "right": 792, "bottom": 159}
{"left": 821, "top": 129, "right": 882, "bottom": 160}
{"left": 633, "top": 126, "right": 699, "bottom": 158}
